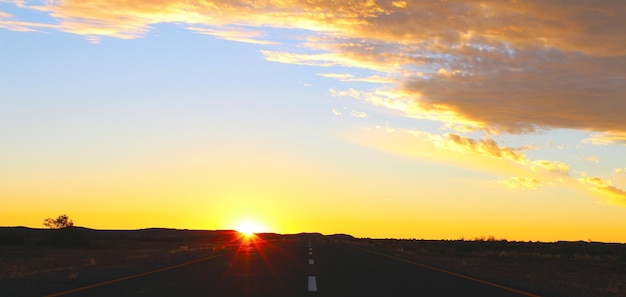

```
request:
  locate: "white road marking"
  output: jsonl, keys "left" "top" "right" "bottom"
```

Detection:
{"left": 308, "top": 276, "right": 318, "bottom": 292}
{"left": 309, "top": 259, "right": 314, "bottom": 265}
{"left": 309, "top": 251, "right": 312, "bottom": 255}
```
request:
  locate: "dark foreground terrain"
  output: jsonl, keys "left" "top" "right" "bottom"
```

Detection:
{"left": 0, "top": 227, "right": 625, "bottom": 297}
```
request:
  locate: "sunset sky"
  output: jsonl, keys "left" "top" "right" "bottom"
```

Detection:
{"left": 2, "top": 0, "right": 625, "bottom": 242}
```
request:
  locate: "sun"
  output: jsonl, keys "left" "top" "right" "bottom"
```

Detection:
{"left": 235, "top": 221, "right": 263, "bottom": 237}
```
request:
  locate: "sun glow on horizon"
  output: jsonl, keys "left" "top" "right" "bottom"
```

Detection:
{"left": 235, "top": 221, "right": 265, "bottom": 237}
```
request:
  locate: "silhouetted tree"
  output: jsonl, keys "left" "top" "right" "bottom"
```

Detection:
{"left": 43, "top": 214, "right": 74, "bottom": 229}
{"left": 40, "top": 215, "right": 90, "bottom": 247}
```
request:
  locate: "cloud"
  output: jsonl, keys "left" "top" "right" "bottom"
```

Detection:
{"left": 0, "top": 20, "right": 58, "bottom": 32}
{"left": 391, "top": 1, "right": 406, "bottom": 9}
{"left": 400, "top": 49, "right": 626, "bottom": 134}
{"left": 346, "top": 127, "right": 574, "bottom": 188}
{"left": 350, "top": 110, "right": 368, "bottom": 118}
{"left": 584, "top": 132, "right": 626, "bottom": 146}
{"left": 22, "top": 0, "right": 385, "bottom": 40}
{"left": 5, "top": 0, "right": 626, "bottom": 208}
{"left": 579, "top": 177, "right": 626, "bottom": 206}
{"left": 435, "top": 133, "right": 526, "bottom": 163}
{"left": 187, "top": 26, "right": 275, "bottom": 45}
{"left": 531, "top": 160, "right": 570, "bottom": 175}
{"left": 345, "top": 125, "right": 626, "bottom": 208}
{"left": 580, "top": 177, "right": 611, "bottom": 188}
{"left": 331, "top": 87, "right": 487, "bottom": 132}
{"left": 432, "top": 134, "right": 572, "bottom": 178}
{"left": 0, "top": 10, "right": 59, "bottom": 32}
{"left": 330, "top": 106, "right": 367, "bottom": 118}
{"left": 323, "top": 1, "right": 626, "bottom": 135}
{"left": 261, "top": 51, "right": 354, "bottom": 68}
{"left": 6, "top": 1, "right": 624, "bottom": 136}
{"left": 432, "top": 133, "right": 569, "bottom": 177}
{"left": 317, "top": 73, "right": 393, "bottom": 84}
{"left": 495, "top": 176, "right": 541, "bottom": 190}
{"left": 1, "top": 0, "right": 24, "bottom": 7}
{"left": 261, "top": 44, "right": 406, "bottom": 73}
{"left": 581, "top": 156, "right": 600, "bottom": 163}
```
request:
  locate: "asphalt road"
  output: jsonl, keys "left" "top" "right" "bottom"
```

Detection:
{"left": 46, "top": 237, "right": 539, "bottom": 297}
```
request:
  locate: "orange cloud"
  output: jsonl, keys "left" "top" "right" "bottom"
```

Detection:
{"left": 579, "top": 177, "right": 626, "bottom": 206}
{"left": 18, "top": 1, "right": 621, "bottom": 56}
{"left": 430, "top": 134, "right": 576, "bottom": 182}
{"left": 391, "top": 1, "right": 406, "bottom": 9}
{"left": 584, "top": 132, "right": 626, "bottom": 146}
{"left": 531, "top": 160, "right": 570, "bottom": 175}
{"left": 345, "top": 126, "right": 626, "bottom": 208}
{"left": 24, "top": 0, "right": 385, "bottom": 40}
{"left": 431, "top": 133, "right": 574, "bottom": 180}
{"left": 436, "top": 133, "right": 527, "bottom": 163}
{"left": 345, "top": 127, "right": 575, "bottom": 188}
{"left": 495, "top": 176, "right": 541, "bottom": 190}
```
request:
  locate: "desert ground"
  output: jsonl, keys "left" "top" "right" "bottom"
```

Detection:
{"left": 1, "top": 227, "right": 625, "bottom": 297}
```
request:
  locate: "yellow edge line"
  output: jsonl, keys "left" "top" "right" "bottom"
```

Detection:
{"left": 354, "top": 246, "right": 541, "bottom": 297}
{"left": 43, "top": 252, "right": 232, "bottom": 297}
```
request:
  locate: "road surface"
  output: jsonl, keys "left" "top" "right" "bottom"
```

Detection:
{"left": 45, "top": 237, "right": 539, "bottom": 297}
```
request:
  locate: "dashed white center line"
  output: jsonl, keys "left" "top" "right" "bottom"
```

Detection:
{"left": 308, "top": 276, "right": 318, "bottom": 292}
{"left": 307, "top": 241, "right": 318, "bottom": 292}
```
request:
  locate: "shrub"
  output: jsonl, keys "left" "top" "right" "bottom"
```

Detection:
{"left": 43, "top": 214, "right": 74, "bottom": 229}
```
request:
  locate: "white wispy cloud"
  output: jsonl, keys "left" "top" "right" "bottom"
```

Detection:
{"left": 350, "top": 110, "right": 368, "bottom": 118}
{"left": 187, "top": 26, "right": 275, "bottom": 45}
{"left": 316, "top": 73, "right": 393, "bottom": 84}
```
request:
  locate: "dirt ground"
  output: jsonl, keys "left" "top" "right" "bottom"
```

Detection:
{"left": 352, "top": 239, "right": 626, "bottom": 297}
{"left": 0, "top": 240, "right": 237, "bottom": 297}
{"left": 2, "top": 229, "right": 626, "bottom": 297}
{"left": 0, "top": 228, "right": 244, "bottom": 297}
